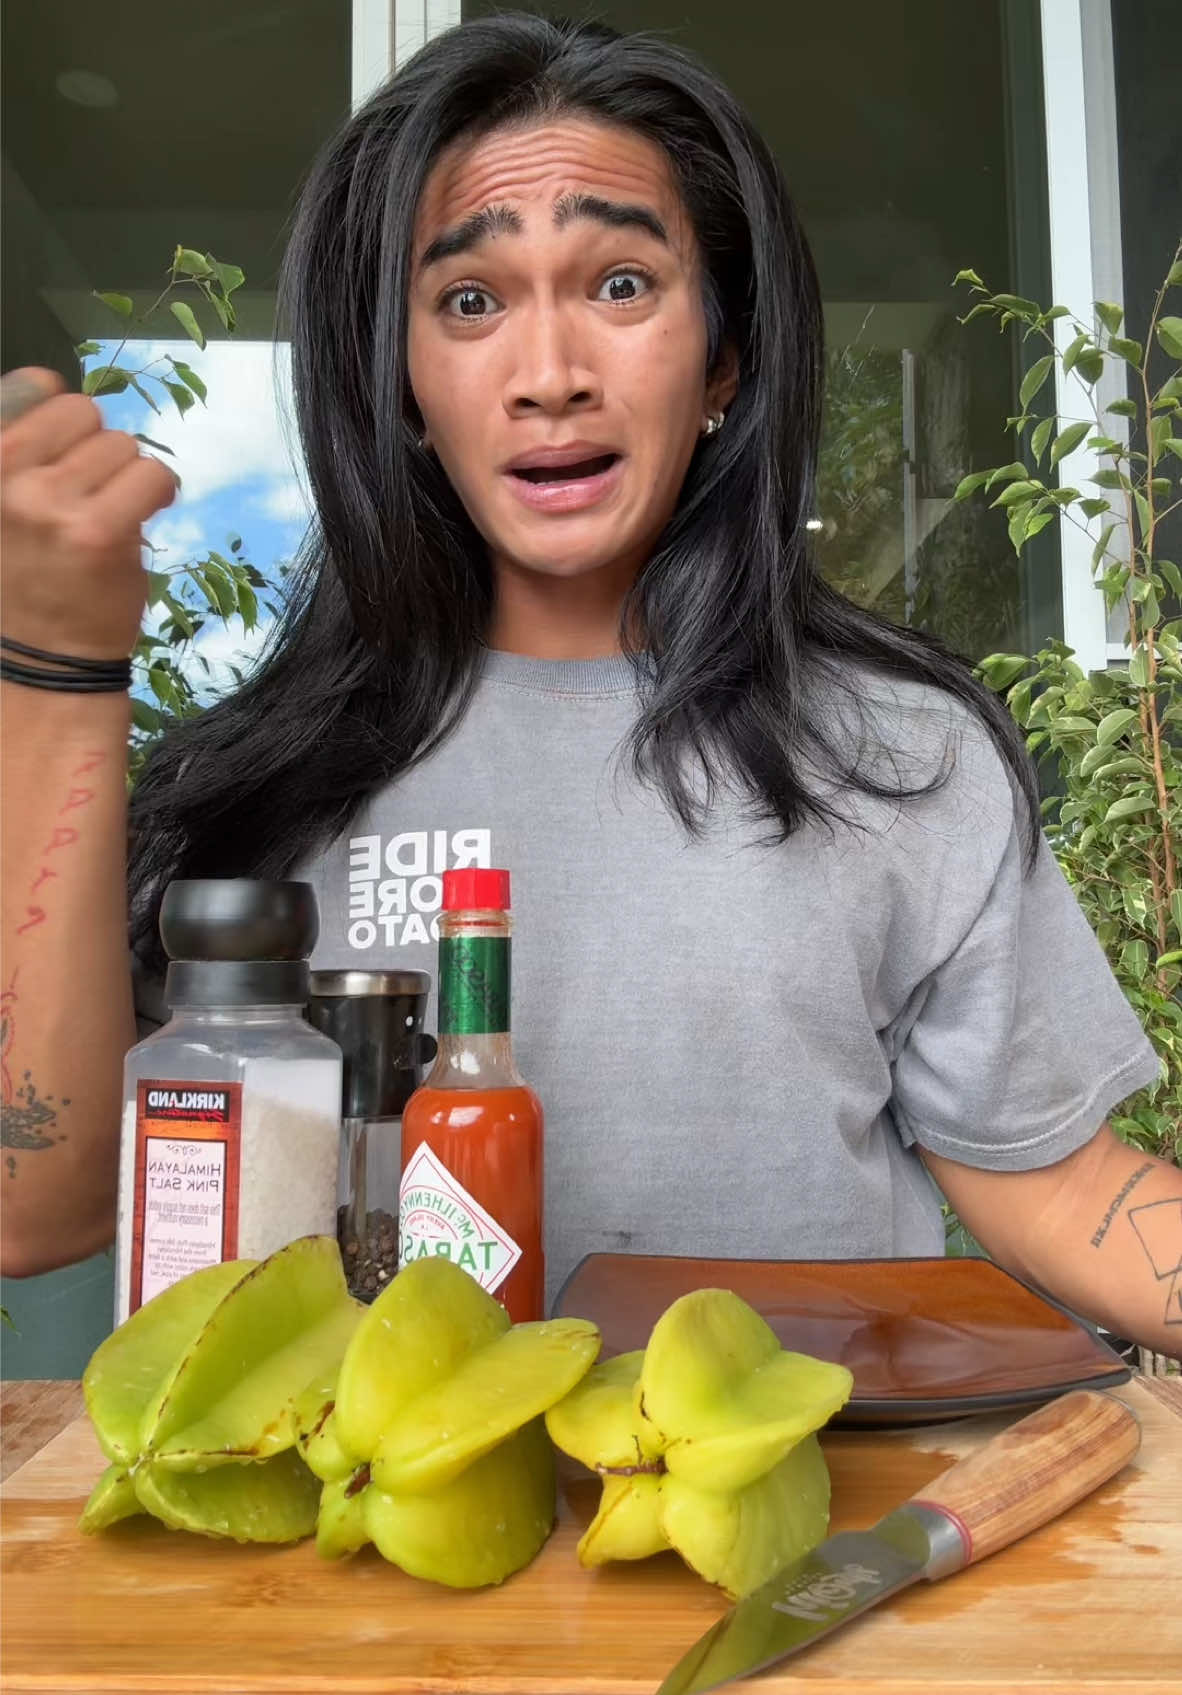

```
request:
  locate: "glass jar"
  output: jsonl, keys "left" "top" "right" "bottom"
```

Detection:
{"left": 306, "top": 969, "right": 433, "bottom": 1301}
{"left": 114, "top": 880, "right": 342, "bottom": 1324}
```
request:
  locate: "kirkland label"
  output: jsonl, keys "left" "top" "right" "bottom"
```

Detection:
{"left": 398, "top": 1141, "right": 521, "bottom": 1294}
{"left": 129, "top": 1079, "right": 242, "bottom": 1313}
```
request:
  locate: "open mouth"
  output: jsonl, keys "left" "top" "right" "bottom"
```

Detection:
{"left": 511, "top": 453, "right": 620, "bottom": 484}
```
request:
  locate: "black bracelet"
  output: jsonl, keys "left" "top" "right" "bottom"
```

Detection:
{"left": 0, "top": 635, "right": 132, "bottom": 676}
{"left": 0, "top": 656, "right": 130, "bottom": 693}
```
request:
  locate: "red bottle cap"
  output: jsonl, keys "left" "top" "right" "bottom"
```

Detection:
{"left": 441, "top": 868, "right": 512, "bottom": 912}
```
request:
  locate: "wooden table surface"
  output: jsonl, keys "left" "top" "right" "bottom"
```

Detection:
{"left": 2, "top": 1373, "right": 1180, "bottom": 1694}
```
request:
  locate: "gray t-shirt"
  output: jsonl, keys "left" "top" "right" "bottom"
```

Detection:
{"left": 135, "top": 651, "right": 1161, "bottom": 1303}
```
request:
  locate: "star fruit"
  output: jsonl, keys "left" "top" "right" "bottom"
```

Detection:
{"left": 79, "top": 1235, "right": 362, "bottom": 1542}
{"left": 545, "top": 1287, "right": 854, "bottom": 1597}
{"left": 298, "top": 1255, "right": 601, "bottom": 1586}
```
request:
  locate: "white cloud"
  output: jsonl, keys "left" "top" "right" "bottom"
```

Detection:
{"left": 250, "top": 479, "right": 313, "bottom": 525}
{"left": 144, "top": 512, "right": 207, "bottom": 563}
{"left": 121, "top": 339, "right": 304, "bottom": 510}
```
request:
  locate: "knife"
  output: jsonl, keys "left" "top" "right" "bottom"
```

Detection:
{"left": 656, "top": 1389, "right": 1140, "bottom": 1695}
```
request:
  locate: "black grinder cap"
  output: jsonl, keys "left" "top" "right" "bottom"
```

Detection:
{"left": 161, "top": 879, "right": 320, "bottom": 1008}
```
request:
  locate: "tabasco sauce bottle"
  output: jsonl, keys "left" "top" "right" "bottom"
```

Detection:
{"left": 398, "top": 868, "right": 544, "bottom": 1320}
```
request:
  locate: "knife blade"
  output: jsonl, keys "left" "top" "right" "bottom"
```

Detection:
{"left": 657, "top": 1389, "right": 1140, "bottom": 1695}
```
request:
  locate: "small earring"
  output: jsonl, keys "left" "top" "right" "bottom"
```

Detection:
{"left": 701, "top": 412, "right": 724, "bottom": 438}
{"left": 418, "top": 433, "right": 431, "bottom": 452}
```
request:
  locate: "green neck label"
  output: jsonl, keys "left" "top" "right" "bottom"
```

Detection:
{"left": 438, "top": 936, "right": 510, "bottom": 1035}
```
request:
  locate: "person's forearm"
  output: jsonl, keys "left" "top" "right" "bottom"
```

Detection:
{"left": 1051, "top": 1143, "right": 1182, "bottom": 1356}
{"left": 1, "top": 684, "right": 136, "bottom": 1276}
{"left": 924, "top": 1128, "right": 1182, "bottom": 1357}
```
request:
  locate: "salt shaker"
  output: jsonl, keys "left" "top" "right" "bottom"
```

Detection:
{"left": 114, "top": 880, "right": 342, "bottom": 1324}
{"left": 306, "top": 970, "right": 433, "bottom": 1301}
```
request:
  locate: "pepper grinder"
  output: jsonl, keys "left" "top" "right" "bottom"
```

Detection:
{"left": 306, "top": 969, "right": 434, "bottom": 1301}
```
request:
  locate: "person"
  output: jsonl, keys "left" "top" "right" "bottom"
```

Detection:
{"left": 2, "top": 14, "right": 1178, "bottom": 1352}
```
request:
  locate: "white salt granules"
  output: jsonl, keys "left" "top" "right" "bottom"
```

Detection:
{"left": 114, "top": 1055, "right": 340, "bottom": 1325}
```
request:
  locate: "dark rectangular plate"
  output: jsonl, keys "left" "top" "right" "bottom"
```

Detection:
{"left": 552, "top": 1253, "right": 1130, "bottom": 1426}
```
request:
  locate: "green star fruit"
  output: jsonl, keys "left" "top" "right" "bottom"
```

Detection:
{"left": 320, "top": 1256, "right": 601, "bottom": 1584}
{"left": 545, "top": 1288, "right": 853, "bottom": 1597}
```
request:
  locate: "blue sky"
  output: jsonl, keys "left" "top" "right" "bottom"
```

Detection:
{"left": 92, "top": 337, "right": 311, "bottom": 697}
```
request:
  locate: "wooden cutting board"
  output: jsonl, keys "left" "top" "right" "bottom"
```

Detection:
{"left": 2, "top": 1381, "right": 1179, "bottom": 1695}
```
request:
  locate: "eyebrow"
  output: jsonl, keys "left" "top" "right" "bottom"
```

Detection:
{"left": 418, "top": 192, "right": 669, "bottom": 270}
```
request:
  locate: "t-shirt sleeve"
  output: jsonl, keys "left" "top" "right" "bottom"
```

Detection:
{"left": 888, "top": 799, "right": 1162, "bottom": 1172}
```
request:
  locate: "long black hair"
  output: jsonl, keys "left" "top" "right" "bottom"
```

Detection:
{"left": 128, "top": 12, "right": 1040, "bottom": 969}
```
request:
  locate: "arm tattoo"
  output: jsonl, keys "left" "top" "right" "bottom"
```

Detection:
{"left": 2, "top": 752, "right": 105, "bottom": 1177}
{"left": 0, "top": 973, "right": 70, "bottom": 1177}
{"left": 1128, "top": 1198, "right": 1182, "bottom": 1329}
{"left": 1090, "top": 1161, "right": 1154, "bottom": 1247}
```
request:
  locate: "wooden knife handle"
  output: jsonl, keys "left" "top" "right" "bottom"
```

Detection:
{"left": 907, "top": 1389, "right": 1140, "bottom": 1569}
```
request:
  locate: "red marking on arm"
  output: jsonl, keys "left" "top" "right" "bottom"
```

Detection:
{"left": 71, "top": 753, "right": 107, "bottom": 777}
{"left": 29, "top": 866, "right": 58, "bottom": 895}
{"left": 59, "top": 787, "right": 95, "bottom": 814}
{"left": 15, "top": 907, "right": 47, "bottom": 936}
{"left": 44, "top": 825, "right": 80, "bottom": 854}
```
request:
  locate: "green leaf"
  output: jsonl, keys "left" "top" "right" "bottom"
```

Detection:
{"left": 1106, "top": 398, "right": 1138, "bottom": 418}
{"left": 1062, "top": 332, "right": 1089, "bottom": 375}
{"left": 1104, "top": 795, "right": 1154, "bottom": 823}
{"left": 81, "top": 367, "right": 129, "bottom": 397}
{"left": 1119, "top": 938, "right": 1150, "bottom": 980}
{"left": 1096, "top": 707, "right": 1138, "bottom": 748}
{"left": 1030, "top": 416, "right": 1055, "bottom": 465}
{"left": 1092, "top": 522, "right": 1118, "bottom": 568}
{"left": 1024, "top": 511, "right": 1055, "bottom": 541}
{"left": 978, "top": 653, "right": 1031, "bottom": 692}
{"left": 992, "top": 479, "right": 1042, "bottom": 507}
{"left": 1171, "top": 888, "right": 1182, "bottom": 939}
{"left": 1156, "top": 317, "right": 1182, "bottom": 360}
{"left": 213, "top": 260, "right": 245, "bottom": 298}
{"left": 1128, "top": 648, "right": 1150, "bottom": 688}
{"left": 145, "top": 571, "right": 171, "bottom": 606}
{"left": 984, "top": 462, "right": 1031, "bottom": 492}
{"left": 953, "top": 268, "right": 985, "bottom": 288}
{"left": 1134, "top": 488, "right": 1152, "bottom": 541}
{"left": 134, "top": 434, "right": 176, "bottom": 457}
{"left": 207, "top": 292, "right": 232, "bottom": 332}
{"left": 238, "top": 583, "right": 259, "bottom": 630}
{"left": 1050, "top": 420, "right": 1091, "bottom": 467}
{"left": 1020, "top": 355, "right": 1055, "bottom": 409}
{"left": 131, "top": 697, "right": 162, "bottom": 733}
{"left": 1109, "top": 336, "right": 1143, "bottom": 368}
{"left": 129, "top": 376, "right": 161, "bottom": 415}
{"left": 175, "top": 247, "right": 213, "bottom": 276}
{"left": 1150, "top": 413, "right": 1173, "bottom": 456}
{"left": 1091, "top": 467, "right": 1128, "bottom": 489}
{"left": 990, "top": 293, "right": 1040, "bottom": 317}
{"left": 74, "top": 340, "right": 102, "bottom": 357}
{"left": 168, "top": 359, "right": 207, "bottom": 403}
{"left": 1168, "top": 260, "right": 1182, "bottom": 289}
{"left": 954, "top": 470, "right": 991, "bottom": 500}
{"left": 163, "top": 380, "right": 195, "bottom": 417}
{"left": 1076, "top": 351, "right": 1105, "bottom": 385}
{"left": 1095, "top": 301, "right": 1124, "bottom": 335}
{"left": 170, "top": 300, "right": 205, "bottom": 349}
{"left": 1158, "top": 559, "right": 1182, "bottom": 599}
{"left": 94, "top": 291, "right": 133, "bottom": 318}
{"left": 1050, "top": 715, "right": 1096, "bottom": 734}
{"left": 1078, "top": 497, "right": 1111, "bottom": 518}
{"left": 1163, "top": 439, "right": 1182, "bottom": 462}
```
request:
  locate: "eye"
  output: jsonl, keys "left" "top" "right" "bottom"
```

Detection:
{"left": 597, "top": 269, "right": 654, "bottom": 304}
{"left": 441, "top": 285, "right": 501, "bottom": 321}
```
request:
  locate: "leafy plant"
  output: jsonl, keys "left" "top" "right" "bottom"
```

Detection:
{"left": 78, "top": 246, "right": 275, "bottom": 781}
{"left": 954, "top": 245, "right": 1182, "bottom": 1162}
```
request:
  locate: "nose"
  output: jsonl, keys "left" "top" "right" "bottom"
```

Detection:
{"left": 503, "top": 302, "right": 602, "bottom": 418}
